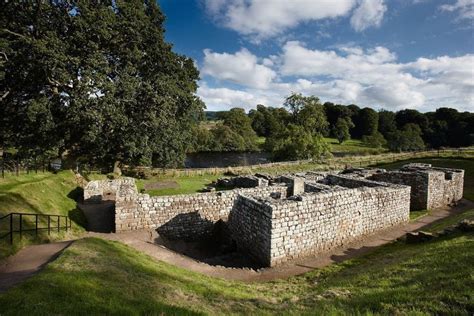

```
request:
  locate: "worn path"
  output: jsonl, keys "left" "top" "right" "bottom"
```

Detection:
{"left": 0, "top": 241, "right": 73, "bottom": 293}
{"left": 89, "top": 199, "right": 474, "bottom": 282}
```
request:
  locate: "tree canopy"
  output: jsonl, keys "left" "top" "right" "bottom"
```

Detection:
{"left": 1, "top": 0, "right": 203, "bottom": 169}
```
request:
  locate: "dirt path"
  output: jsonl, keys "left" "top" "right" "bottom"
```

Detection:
{"left": 0, "top": 241, "right": 73, "bottom": 293}
{"left": 89, "top": 199, "right": 474, "bottom": 282}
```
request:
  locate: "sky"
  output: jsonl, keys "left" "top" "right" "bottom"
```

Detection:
{"left": 159, "top": 0, "right": 474, "bottom": 113}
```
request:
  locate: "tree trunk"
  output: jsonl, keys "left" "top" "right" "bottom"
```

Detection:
{"left": 113, "top": 160, "right": 122, "bottom": 177}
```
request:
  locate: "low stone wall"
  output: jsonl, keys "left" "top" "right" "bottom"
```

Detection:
{"left": 368, "top": 172, "right": 429, "bottom": 210}
{"left": 84, "top": 178, "right": 137, "bottom": 203}
{"left": 115, "top": 185, "right": 288, "bottom": 239}
{"left": 229, "top": 176, "right": 411, "bottom": 267}
{"left": 368, "top": 166, "right": 464, "bottom": 210}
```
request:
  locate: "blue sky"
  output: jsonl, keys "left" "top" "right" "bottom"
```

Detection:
{"left": 159, "top": 0, "right": 474, "bottom": 112}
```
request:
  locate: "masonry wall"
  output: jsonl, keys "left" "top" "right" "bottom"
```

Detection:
{"left": 268, "top": 184, "right": 410, "bottom": 266}
{"left": 368, "top": 172, "right": 429, "bottom": 211}
{"left": 228, "top": 195, "right": 273, "bottom": 266}
{"left": 115, "top": 185, "right": 288, "bottom": 240}
{"left": 84, "top": 178, "right": 137, "bottom": 203}
{"left": 426, "top": 169, "right": 464, "bottom": 209}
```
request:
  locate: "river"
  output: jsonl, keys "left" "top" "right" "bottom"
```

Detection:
{"left": 185, "top": 151, "right": 271, "bottom": 168}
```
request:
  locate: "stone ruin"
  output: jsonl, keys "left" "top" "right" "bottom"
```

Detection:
{"left": 83, "top": 164, "right": 464, "bottom": 267}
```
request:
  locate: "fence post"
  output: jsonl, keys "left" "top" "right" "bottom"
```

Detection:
{"left": 48, "top": 216, "right": 51, "bottom": 235}
{"left": 10, "top": 214, "right": 13, "bottom": 244}
{"left": 19, "top": 214, "right": 22, "bottom": 240}
{"left": 35, "top": 214, "right": 38, "bottom": 237}
{"left": 57, "top": 216, "right": 60, "bottom": 233}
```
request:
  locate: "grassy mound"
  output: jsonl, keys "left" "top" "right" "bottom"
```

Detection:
{"left": 0, "top": 171, "right": 85, "bottom": 258}
{"left": 0, "top": 210, "right": 472, "bottom": 315}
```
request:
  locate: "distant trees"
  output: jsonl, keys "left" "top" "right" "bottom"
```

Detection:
{"left": 191, "top": 108, "right": 258, "bottom": 152}
{"left": 387, "top": 124, "right": 425, "bottom": 152}
{"left": 334, "top": 118, "right": 354, "bottom": 144}
{"left": 262, "top": 93, "right": 330, "bottom": 161}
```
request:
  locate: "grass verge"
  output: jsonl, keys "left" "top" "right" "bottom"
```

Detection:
{"left": 0, "top": 209, "right": 472, "bottom": 315}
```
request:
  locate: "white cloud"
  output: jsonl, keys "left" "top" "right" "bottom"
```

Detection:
{"left": 350, "top": 0, "right": 387, "bottom": 32}
{"left": 202, "top": 48, "right": 276, "bottom": 89}
{"left": 198, "top": 42, "right": 474, "bottom": 112}
{"left": 440, "top": 0, "right": 474, "bottom": 20}
{"left": 203, "top": 0, "right": 362, "bottom": 40}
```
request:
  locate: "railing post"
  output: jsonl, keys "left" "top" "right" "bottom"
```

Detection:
{"left": 65, "top": 217, "right": 68, "bottom": 232}
{"left": 57, "top": 216, "right": 60, "bottom": 233}
{"left": 35, "top": 214, "right": 38, "bottom": 237}
{"left": 48, "top": 216, "right": 51, "bottom": 235}
{"left": 19, "top": 214, "right": 22, "bottom": 240}
{"left": 9, "top": 214, "right": 13, "bottom": 244}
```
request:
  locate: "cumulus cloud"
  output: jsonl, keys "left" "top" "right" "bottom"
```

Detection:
{"left": 198, "top": 42, "right": 474, "bottom": 112}
{"left": 440, "top": 0, "right": 474, "bottom": 20}
{"left": 203, "top": 0, "right": 366, "bottom": 40}
{"left": 350, "top": 0, "right": 387, "bottom": 32}
{"left": 202, "top": 48, "right": 276, "bottom": 89}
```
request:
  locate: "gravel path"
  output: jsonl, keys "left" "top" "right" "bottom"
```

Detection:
{"left": 0, "top": 241, "right": 73, "bottom": 293}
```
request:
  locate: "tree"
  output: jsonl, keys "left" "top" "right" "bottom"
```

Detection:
{"left": 387, "top": 124, "right": 425, "bottom": 152}
{"left": 1, "top": 1, "right": 203, "bottom": 170}
{"left": 284, "top": 93, "right": 328, "bottom": 135}
{"left": 267, "top": 125, "right": 330, "bottom": 161}
{"left": 378, "top": 110, "right": 397, "bottom": 139}
{"left": 359, "top": 107, "right": 379, "bottom": 136}
{"left": 362, "top": 132, "right": 387, "bottom": 149}
{"left": 211, "top": 124, "right": 246, "bottom": 152}
{"left": 334, "top": 118, "right": 354, "bottom": 144}
{"left": 220, "top": 108, "right": 258, "bottom": 150}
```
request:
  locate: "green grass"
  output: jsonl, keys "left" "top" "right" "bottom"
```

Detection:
{"left": 0, "top": 171, "right": 85, "bottom": 258}
{"left": 0, "top": 209, "right": 472, "bottom": 315}
{"left": 136, "top": 174, "right": 221, "bottom": 196}
{"left": 374, "top": 157, "right": 474, "bottom": 201}
{"left": 324, "top": 137, "right": 387, "bottom": 155}
{"left": 410, "top": 209, "right": 429, "bottom": 220}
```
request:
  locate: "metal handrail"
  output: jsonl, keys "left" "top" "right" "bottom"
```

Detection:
{"left": 0, "top": 212, "right": 72, "bottom": 244}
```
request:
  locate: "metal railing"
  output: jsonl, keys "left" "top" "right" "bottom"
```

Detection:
{"left": 0, "top": 212, "right": 72, "bottom": 244}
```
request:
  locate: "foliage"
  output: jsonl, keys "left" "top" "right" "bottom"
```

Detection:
{"left": 378, "top": 110, "right": 398, "bottom": 139}
{"left": 1, "top": 1, "right": 203, "bottom": 170}
{"left": 387, "top": 123, "right": 425, "bottom": 152}
{"left": 267, "top": 124, "right": 330, "bottom": 161}
{"left": 334, "top": 117, "right": 354, "bottom": 144}
{"left": 284, "top": 93, "right": 328, "bottom": 135}
{"left": 362, "top": 131, "right": 387, "bottom": 148}
{"left": 249, "top": 104, "right": 289, "bottom": 137}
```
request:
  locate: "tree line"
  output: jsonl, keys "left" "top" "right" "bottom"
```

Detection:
{"left": 1, "top": 2, "right": 473, "bottom": 171}
{"left": 192, "top": 93, "right": 474, "bottom": 161}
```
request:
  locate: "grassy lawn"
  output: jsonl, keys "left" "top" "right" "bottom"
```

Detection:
{"left": 0, "top": 209, "right": 472, "bottom": 315}
{"left": 136, "top": 174, "right": 221, "bottom": 196}
{"left": 0, "top": 171, "right": 85, "bottom": 258}
{"left": 374, "top": 157, "right": 474, "bottom": 201}
{"left": 324, "top": 137, "right": 387, "bottom": 155}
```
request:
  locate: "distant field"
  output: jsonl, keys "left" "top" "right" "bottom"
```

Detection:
{"left": 0, "top": 209, "right": 472, "bottom": 314}
{"left": 324, "top": 137, "right": 387, "bottom": 155}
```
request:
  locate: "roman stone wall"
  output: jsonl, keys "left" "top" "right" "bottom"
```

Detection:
{"left": 229, "top": 176, "right": 411, "bottom": 267}
{"left": 84, "top": 178, "right": 137, "bottom": 203}
{"left": 426, "top": 168, "right": 464, "bottom": 209}
{"left": 115, "top": 185, "right": 288, "bottom": 240}
{"left": 268, "top": 184, "right": 410, "bottom": 266}
{"left": 368, "top": 172, "right": 429, "bottom": 211}
{"left": 228, "top": 195, "right": 273, "bottom": 266}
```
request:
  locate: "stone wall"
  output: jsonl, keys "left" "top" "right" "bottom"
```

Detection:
{"left": 368, "top": 165, "right": 464, "bottom": 211}
{"left": 426, "top": 168, "right": 464, "bottom": 209}
{"left": 368, "top": 172, "right": 429, "bottom": 210}
{"left": 84, "top": 178, "right": 137, "bottom": 203}
{"left": 115, "top": 185, "right": 288, "bottom": 240}
{"left": 229, "top": 175, "right": 411, "bottom": 267}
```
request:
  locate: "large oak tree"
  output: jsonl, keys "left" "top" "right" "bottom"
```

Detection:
{"left": 1, "top": 0, "right": 203, "bottom": 169}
